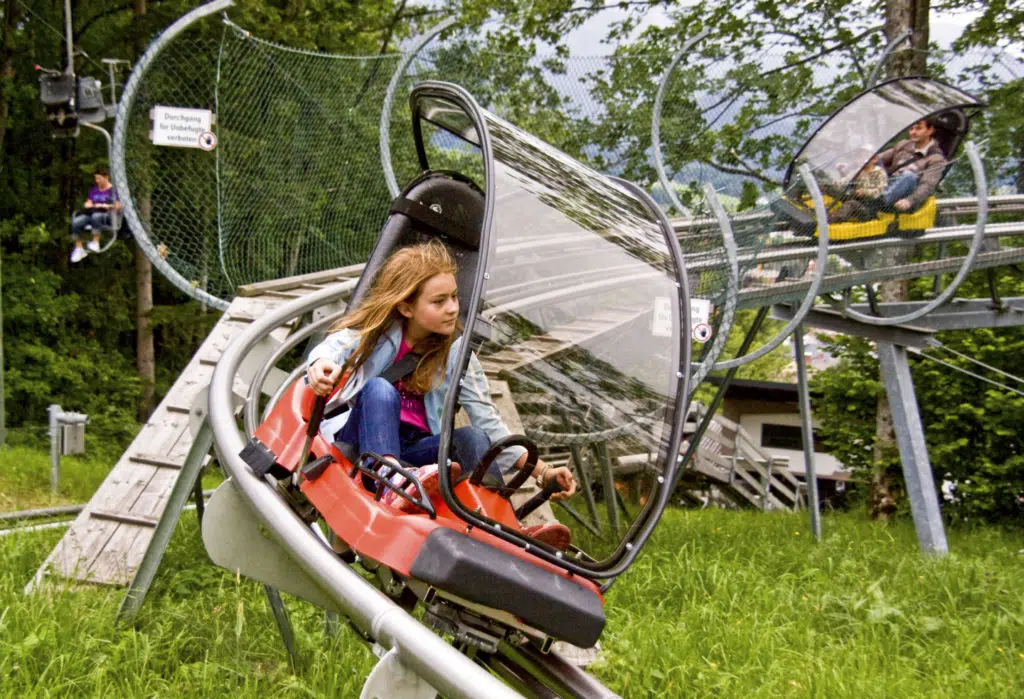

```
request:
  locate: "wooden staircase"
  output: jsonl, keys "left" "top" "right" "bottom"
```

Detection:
{"left": 683, "top": 410, "right": 805, "bottom": 511}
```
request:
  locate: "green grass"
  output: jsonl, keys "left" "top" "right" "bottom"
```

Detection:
{"left": 1, "top": 444, "right": 1022, "bottom": 697}
{"left": 0, "top": 445, "right": 115, "bottom": 511}
{"left": 0, "top": 443, "right": 223, "bottom": 513}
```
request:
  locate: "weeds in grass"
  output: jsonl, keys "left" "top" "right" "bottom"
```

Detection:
{"left": 1, "top": 494, "right": 1022, "bottom": 696}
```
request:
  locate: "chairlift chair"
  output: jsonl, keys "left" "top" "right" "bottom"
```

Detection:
{"left": 224, "top": 81, "right": 693, "bottom": 665}
{"left": 776, "top": 76, "right": 985, "bottom": 241}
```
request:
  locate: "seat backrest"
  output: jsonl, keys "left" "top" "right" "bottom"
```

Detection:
{"left": 930, "top": 108, "right": 968, "bottom": 160}
{"left": 346, "top": 171, "right": 484, "bottom": 324}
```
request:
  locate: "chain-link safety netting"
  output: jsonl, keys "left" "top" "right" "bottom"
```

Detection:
{"left": 118, "top": 13, "right": 1022, "bottom": 317}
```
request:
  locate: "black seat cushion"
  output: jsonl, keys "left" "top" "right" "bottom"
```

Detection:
{"left": 410, "top": 528, "right": 605, "bottom": 648}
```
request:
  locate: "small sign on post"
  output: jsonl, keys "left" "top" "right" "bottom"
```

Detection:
{"left": 48, "top": 405, "right": 89, "bottom": 493}
{"left": 149, "top": 106, "right": 215, "bottom": 149}
{"left": 651, "top": 297, "right": 715, "bottom": 341}
{"left": 61, "top": 423, "right": 86, "bottom": 455}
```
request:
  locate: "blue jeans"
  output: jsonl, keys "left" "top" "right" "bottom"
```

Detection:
{"left": 883, "top": 171, "right": 919, "bottom": 206}
{"left": 336, "top": 377, "right": 500, "bottom": 482}
{"left": 71, "top": 211, "right": 112, "bottom": 238}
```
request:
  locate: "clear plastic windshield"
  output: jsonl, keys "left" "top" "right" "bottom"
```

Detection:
{"left": 426, "top": 97, "right": 685, "bottom": 563}
{"left": 786, "top": 78, "right": 981, "bottom": 188}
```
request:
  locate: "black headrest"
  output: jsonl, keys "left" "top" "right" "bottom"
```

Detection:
{"left": 346, "top": 172, "right": 486, "bottom": 323}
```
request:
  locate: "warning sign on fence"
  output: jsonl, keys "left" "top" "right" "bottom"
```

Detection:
{"left": 150, "top": 106, "right": 215, "bottom": 149}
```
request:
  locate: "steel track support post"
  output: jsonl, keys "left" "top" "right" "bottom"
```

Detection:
{"left": 877, "top": 342, "right": 948, "bottom": 554}
{"left": 192, "top": 466, "right": 206, "bottom": 524}
{"left": 117, "top": 420, "right": 215, "bottom": 625}
{"left": 569, "top": 444, "right": 601, "bottom": 532}
{"left": 48, "top": 405, "right": 60, "bottom": 493}
{"left": 324, "top": 531, "right": 340, "bottom": 638}
{"left": 592, "top": 442, "right": 620, "bottom": 533}
{"left": 793, "top": 328, "right": 822, "bottom": 540}
{"left": 264, "top": 583, "right": 300, "bottom": 670}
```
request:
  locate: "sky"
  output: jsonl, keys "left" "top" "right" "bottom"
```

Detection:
{"left": 559, "top": 6, "right": 987, "bottom": 57}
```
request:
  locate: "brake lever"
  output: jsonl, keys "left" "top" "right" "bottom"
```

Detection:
{"left": 514, "top": 477, "right": 563, "bottom": 521}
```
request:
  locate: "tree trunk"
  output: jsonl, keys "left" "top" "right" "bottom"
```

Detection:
{"left": 0, "top": 0, "right": 22, "bottom": 157}
{"left": 133, "top": 0, "right": 155, "bottom": 420}
{"left": 870, "top": 0, "right": 930, "bottom": 518}
{"left": 136, "top": 242, "right": 155, "bottom": 420}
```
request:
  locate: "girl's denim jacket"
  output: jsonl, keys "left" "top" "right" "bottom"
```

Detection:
{"left": 308, "top": 320, "right": 526, "bottom": 472}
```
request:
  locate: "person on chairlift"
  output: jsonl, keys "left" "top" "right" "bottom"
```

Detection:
{"left": 70, "top": 167, "right": 121, "bottom": 263}
{"left": 306, "top": 240, "right": 576, "bottom": 548}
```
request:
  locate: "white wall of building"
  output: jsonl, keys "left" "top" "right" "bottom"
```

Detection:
{"left": 738, "top": 411, "right": 845, "bottom": 478}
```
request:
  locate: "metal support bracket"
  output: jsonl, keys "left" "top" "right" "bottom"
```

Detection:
{"left": 201, "top": 479, "right": 343, "bottom": 612}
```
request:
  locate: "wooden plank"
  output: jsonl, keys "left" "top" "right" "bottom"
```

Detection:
{"left": 235, "top": 263, "right": 365, "bottom": 296}
{"left": 90, "top": 431, "right": 202, "bottom": 585}
{"left": 81, "top": 291, "right": 283, "bottom": 584}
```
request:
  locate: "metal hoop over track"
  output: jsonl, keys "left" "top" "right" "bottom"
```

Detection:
{"left": 711, "top": 164, "right": 831, "bottom": 370}
{"left": 379, "top": 17, "right": 459, "bottom": 198}
{"left": 111, "top": 0, "right": 235, "bottom": 311}
{"left": 650, "top": 31, "right": 744, "bottom": 382}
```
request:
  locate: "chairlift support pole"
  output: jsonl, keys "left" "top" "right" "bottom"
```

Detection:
{"left": 63, "top": 0, "right": 74, "bottom": 75}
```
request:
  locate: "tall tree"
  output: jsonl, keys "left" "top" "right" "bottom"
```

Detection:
{"left": 0, "top": 0, "right": 23, "bottom": 156}
{"left": 869, "top": 0, "right": 931, "bottom": 520}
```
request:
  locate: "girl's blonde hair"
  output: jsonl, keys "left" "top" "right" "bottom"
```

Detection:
{"left": 332, "top": 240, "right": 461, "bottom": 394}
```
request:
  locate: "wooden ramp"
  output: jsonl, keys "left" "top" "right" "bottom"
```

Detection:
{"left": 28, "top": 267, "right": 363, "bottom": 592}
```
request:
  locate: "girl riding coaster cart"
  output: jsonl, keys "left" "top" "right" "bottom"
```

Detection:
{"left": 305, "top": 239, "right": 577, "bottom": 548}
{"left": 773, "top": 76, "right": 985, "bottom": 241}
{"left": 237, "top": 80, "right": 693, "bottom": 656}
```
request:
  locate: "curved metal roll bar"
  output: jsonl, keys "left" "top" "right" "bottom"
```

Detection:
{"left": 242, "top": 278, "right": 358, "bottom": 437}
{"left": 111, "top": 0, "right": 234, "bottom": 311}
{"left": 839, "top": 141, "right": 989, "bottom": 326}
{"left": 693, "top": 184, "right": 739, "bottom": 384}
{"left": 711, "top": 164, "right": 831, "bottom": 370}
{"left": 208, "top": 282, "right": 524, "bottom": 699}
{"left": 650, "top": 32, "right": 741, "bottom": 388}
{"left": 379, "top": 17, "right": 459, "bottom": 198}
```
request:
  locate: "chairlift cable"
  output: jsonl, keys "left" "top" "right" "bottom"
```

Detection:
{"left": 908, "top": 347, "right": 1024, "bottom": 399}
{"left": 928, "top": 343, "right": 1024, "bottom": 387}
{"left": 15, "top": 0, "right": 109, "bottom": 75}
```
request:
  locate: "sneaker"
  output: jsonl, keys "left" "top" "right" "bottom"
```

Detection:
{"left": 522, "top": 523, "right": 572, "bottom": 551}
{"left": 70, "top": 246, "right": 88, "bottom": 263}
{"left": 382, "top": 462, "right": 461, "bottom": 513}
{"left": 86, "top": 240, "right": 101, "bottom": 253}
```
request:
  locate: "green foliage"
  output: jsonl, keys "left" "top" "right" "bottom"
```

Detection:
{"left": 0, "top": 0, "right": 428, "bottom": 441}
{"left": 810, "top": 334, "right": 891, "bottom": 473}
{"left": 811, "top": 320, "right": 1024, "bottom": 524}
